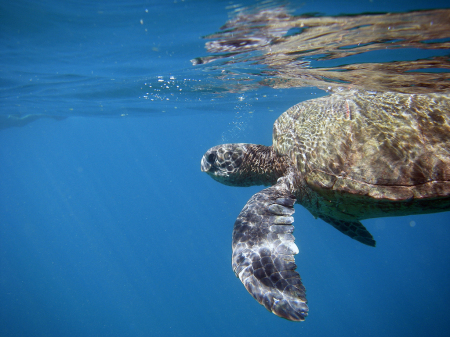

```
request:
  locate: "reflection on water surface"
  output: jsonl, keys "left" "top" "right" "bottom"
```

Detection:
{"left": 193, "top": 6, "right": 450, "bottom": 94}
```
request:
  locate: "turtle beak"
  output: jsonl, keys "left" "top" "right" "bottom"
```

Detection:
{"left": 201, "top": 155, "right": 211, "bottom": 172}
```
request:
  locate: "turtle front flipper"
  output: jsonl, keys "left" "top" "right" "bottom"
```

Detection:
{"left": 320, "top": 215, "right": 376, "bottom": 247}
{"left": 232, "top": 178, "right": 308, "bottom": 321}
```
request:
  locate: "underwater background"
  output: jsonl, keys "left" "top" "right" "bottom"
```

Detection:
{"left": 1, "top": 0, "right": 450, "bottom": 336}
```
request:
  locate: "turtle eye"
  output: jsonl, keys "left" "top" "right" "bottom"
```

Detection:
{"left": 207, "top": 152, "right": 216, "bottom": 164}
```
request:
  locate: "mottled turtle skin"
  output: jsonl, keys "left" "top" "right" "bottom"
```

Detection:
{"left": 200, "top": 90, "right": 450, "bottom": 321}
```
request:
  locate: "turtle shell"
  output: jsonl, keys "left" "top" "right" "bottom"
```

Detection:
{"left": 273, "top": 90, "right": 450, "bottom": 201}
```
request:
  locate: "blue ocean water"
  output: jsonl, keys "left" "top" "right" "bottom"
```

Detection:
{"left": 1, "top": 1, "right": 450, "bottom": 336}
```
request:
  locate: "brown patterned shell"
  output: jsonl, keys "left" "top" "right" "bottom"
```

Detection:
{"left": 272, "top": 90, "right": 450, "bottom": 201}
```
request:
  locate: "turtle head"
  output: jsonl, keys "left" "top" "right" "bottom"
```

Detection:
{"left": 201, "top": 143, "right": 287, "bottom": 187}
{"left": 201, "top": 143, "right": 250, "bottom": 186}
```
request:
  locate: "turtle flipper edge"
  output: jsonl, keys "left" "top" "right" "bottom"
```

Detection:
{"left": 320, "top": 215, "right": 376, "bottom": 247}
{"left": 232, "top": 179, "right": 308, "bottom": 321}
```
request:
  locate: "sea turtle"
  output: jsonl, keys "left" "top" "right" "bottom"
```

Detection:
{"left": 200, "top": 89, "right": 450, "bottom": 321}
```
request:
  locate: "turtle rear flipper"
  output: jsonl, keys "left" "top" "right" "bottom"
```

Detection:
{"left": 232, "top": 178, "right": 308, "bottom": 321}
{"left": 320, "top": 215, "right": 376, "bottom": 247}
